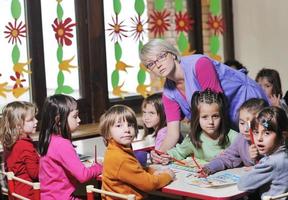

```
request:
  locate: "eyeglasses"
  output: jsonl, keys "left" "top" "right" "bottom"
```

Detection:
{"left": 145, "top": 52, "right": 169, "bottom": 70}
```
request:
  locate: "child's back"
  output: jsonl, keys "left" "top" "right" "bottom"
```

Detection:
{"left": 38, "top": 94, "right": 102, "bottom": 200}
{"left": 0, "top": 101, "right": 39, "bottom": 199}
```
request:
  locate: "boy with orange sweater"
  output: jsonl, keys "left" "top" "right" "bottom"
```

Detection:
{"left": 100, "top": 105, "right": 174, "bottom": 200}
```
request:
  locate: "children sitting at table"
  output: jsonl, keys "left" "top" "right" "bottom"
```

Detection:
{"left": 238, "top": 106, "right": 288, "bottom": 199}
{"left": 0, "top": 101, "right": 39, "bottom": 199}
{"left": 201, "top": 98, "right": 268, "bottom": 175}
{"left": 157, "top": 89, "right": 238, "bottom": 164}
{"left": 38, "top": 94, "right": 102, "bottom": 199}
{"left": 134, "top": 93, "right": 168, "bottom": 166}
{"left": 100, "top": 105, "right": 174, "bottom": 200}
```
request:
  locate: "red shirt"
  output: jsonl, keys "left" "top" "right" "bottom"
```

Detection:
{"left": 5, "top": 137, "right": 39, "bottom": 199}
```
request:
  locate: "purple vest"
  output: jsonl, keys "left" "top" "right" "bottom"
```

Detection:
{"left": 163, "top": 54, "right": 269, "bottom": 126}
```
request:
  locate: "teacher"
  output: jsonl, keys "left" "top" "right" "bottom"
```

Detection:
{"left": 139, "top": 39, "right": 269, "bottom": 154}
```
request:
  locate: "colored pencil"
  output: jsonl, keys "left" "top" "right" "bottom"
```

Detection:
{"left": 191, "top": 153, "right": 207, "bottom": 177}
{"left": 154, "top": 149, "right": 186, "bottom": 165}
{"left": 248, "top": 121, "right": 255, "bottom": 144}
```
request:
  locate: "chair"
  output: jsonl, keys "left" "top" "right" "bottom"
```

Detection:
{"left": 263, "top": 192, "right": 288, "bottom": 200}
{"left": 1, "top": 171, "right": 40, "bottom": 200}
{"left": 86, "top": 185, "right": 135, "bottom": 200}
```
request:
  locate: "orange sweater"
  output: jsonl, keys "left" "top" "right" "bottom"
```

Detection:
{"left": 102, "top": 140, "right": 172, "bottom": 200}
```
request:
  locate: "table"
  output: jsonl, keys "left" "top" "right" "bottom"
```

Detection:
{"left": 162, "top": 167, "right": 247, "bottom": 200}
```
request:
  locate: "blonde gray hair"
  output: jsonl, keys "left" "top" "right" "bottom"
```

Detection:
{"left": 139, "top": 39, "right": 180, "bottom": 66}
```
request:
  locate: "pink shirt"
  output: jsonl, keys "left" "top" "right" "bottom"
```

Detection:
{"left": 163, "top": 57, "right": 223, "bottom": 122}
{"left": 39, "top": 135, "right": 102, "bottom": 200}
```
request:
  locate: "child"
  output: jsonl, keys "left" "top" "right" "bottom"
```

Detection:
{"left": 238, "top": 106, "right": 288, "bottom": 199}
{"left": 0, "top": 101, "right": 39, "bottom": 199}
{"left": 159, "top": 89, "right": 238, "bottom": 164}
{"left": 201, "top": 98, "right": 268, "bottom": 175}
{"left": 256, "top": 68, "right": 288, "bottom": 114}
{"left": 134, "top": 93, "right": 168, "bottom": 166}
{"left": 38, "top": 94, "right": 102, "bottom": 200}
{"left": 100, "top": 105, "right": 174, "bottom": 200}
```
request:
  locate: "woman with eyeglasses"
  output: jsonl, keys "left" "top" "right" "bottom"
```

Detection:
{"left": 139, "top": 39, "right": 269, "bottom": 163}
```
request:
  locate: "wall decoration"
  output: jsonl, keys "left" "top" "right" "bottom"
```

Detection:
{"left": 53, "top": 0, "right": 77, "bottom": 94}
{"left": 0, "top": 0, "right": 30, "bottom": 98}
{"left": 207, "top": 0, "right": 224, "bottom": 61}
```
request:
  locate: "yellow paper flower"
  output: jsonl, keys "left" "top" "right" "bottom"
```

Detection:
{"left": 12, "top": 87, "right": 29, "bottom": 98}
{"left": 13, "top": 59, "right": 32, "bottom": 76}
{"left": 136, "top": 84, "right": 151, "bottom": 98}
{"left": 116, "top": 61, "right": 133, "bottom": 72}
{"left": 59, "top": 56, "right": 77, "bottom": 73}
{"left": 112, "top": 82, "right": 128, "bottom": 98}
{"left": 0, "top": 82, "right": 11, "bottom": 98}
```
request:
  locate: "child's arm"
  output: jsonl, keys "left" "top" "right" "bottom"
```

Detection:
{"left": 204, "top": 135, "right": 247, "bottom": 174}
{"left": 237, "top": 161, "right": 273, "bottom": 191}
{"left": 117, "top": 158, "right": 173, "bottom": 191}
{"left": 57, "top": 140, "right": 102, "bottom": 183}
{"left": 166, "top": 135, "right": 194, "bottom": 160}
{"left": 23, "top": 148, "right": 39, "bottom": 180}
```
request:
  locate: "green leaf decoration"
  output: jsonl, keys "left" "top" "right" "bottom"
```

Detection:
{"left": 137, "top": 68, "right": 146, "bottom": 84}
{"left": 138, "top": 41, "right": 143, "bottom": 53}
{"left": 61, "top": 85, "right": 74, "bottom": 94}
{"left": 177, "top": 32, "right": 188, "bottom": 53}
{"left": 113, "top": 0, "right": 121, "bottom": 15}
{"left": 135, "top": 0, "right": 145, "bottom": 16}
{"left": 111, "top": 69, "right": 119, "bottom": 88}
{"left": 210, "top": 0, "right": 220, "bottom": 15}
{"left": 57, "top": 3, "right": 64, "bottom": 21}
{"left": 57, "top": 71, "right": 64, "bottom": 87}
{"left": 11, "top": 0, "right": 21, "bottom": 19}
{"left": 55, "top": 87, "right": 61, "bottom": 94}
{"left": 174, "top": 0, "right": 183, "bottom": 12}
{"left": 115, "top": 42, "right": 122, "bottom": 61}
{"left": 154, "top": 0, "right": 165, "bottom": 11}
{"left": 12, "top": 45, "right": 20, "bottom": 64}
{"left": 57, "top": 45, "right": 63, "bottom": 63}
{"left": 209, "top": 36, "right": 220, "bottom": 54}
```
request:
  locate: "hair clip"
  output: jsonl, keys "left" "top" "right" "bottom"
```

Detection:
{"left": 261, "top": 119, "right": 269, "bottom": 129}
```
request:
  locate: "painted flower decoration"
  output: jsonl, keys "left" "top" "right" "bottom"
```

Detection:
{"left": 149, "top": 10, "right": 170, "bottom": 37}
{"left": 107, "top": 15, "right": 128, "bottom": 42}
{"left": 10, "top": 72, "right": 26, "bottom": 89}
{"left": 207, "top": 15, "right": 224, "bottom": 35}
{"left": 4, "top": 20, "right": 26, "bottom": 44}
{"left": 52, "top": 17, "right": 76, "bottom": 46}
{"left": 130, "top": 15, "right": 148, "bottom": 41}
{"left": 175, "top": 12, "right": 194, "bottom": 33}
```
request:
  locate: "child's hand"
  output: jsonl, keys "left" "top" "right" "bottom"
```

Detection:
{"left": 269, "top": 94, "right": 281, "bottom": 108}
{"left": 249, "top": 144, "right": 259, "bottom": 160}
{"left": 150, "top": 150, "right": 170, "bottom": 164}
{"left": 161, "top": 169, "right": 175, "bottom": 180}
{"left": 196, "top": 167, "right": 210, "bottom": 178}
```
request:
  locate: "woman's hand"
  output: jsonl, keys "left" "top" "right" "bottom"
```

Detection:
{"left": 270, "top": 94, "right": 281, "bottom": 108}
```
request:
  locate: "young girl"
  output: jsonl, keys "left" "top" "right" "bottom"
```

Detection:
{"left": 238, "top": 106, "right": 288, "bottom": 199}
{"left": 38, "top": 94, "right": 102, "bottom": 200}
{"left": 134, "top": 93, "right": 168, "bottom": 165}
{"left": 0, "top": 101, "right": 39, "bottom": 199}
{"left": 159, "top": 89, "right": 238, "bottom": 164}
{"left": 100, "top": 105, "right": 174, "bottom": 200}
{"left": 201, "top": 98, "right": 268, "bottom": 175}
{"left": 256, "top": 68, "right": 288, "bottom": 114}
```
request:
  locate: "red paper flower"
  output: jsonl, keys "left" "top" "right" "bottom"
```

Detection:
{"left": 149, "top": 10, "right": 170, "bottom": 37}
{"left": 175, "top": 12, "right": 194, "bottom": 33}
{"left": 107, "top": 15, "right": 128, "bottom": 42}
{"left": 207, "top": 15, "right": 224, "bottom": 35}
{"left": 130, "top": 15, "right": 148, "bottom": 41}
{"left": 10, "top": 72, "right": 26, "bottom": 89}
{"left": 4, "top": 20, "right": 26, "bottom": 44}
{"left": 52, "top": 17, "right": 76, "bottom": 46}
